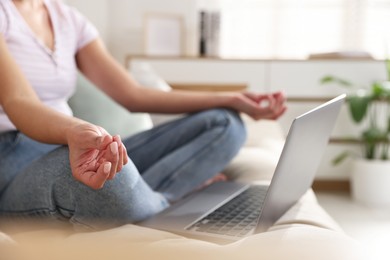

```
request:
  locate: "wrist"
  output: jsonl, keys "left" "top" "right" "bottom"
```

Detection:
{"left": 219, "top": 92, "right": 241, "bottom": 110}
{"left": 65, "top": 119, "right": 90, "bottom": 145}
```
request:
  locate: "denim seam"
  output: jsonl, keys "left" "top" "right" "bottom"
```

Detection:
{"left": 0, "top": 206, "right": 74, "bottom": 215}
{"left": 56, "top": 205, "right": 76, "bottom": 214}
{"left": 69, "top": 217, "right": 95, "bottom": 230}
{"left": 0, "top": 203, "right": 76, "bottom": 223}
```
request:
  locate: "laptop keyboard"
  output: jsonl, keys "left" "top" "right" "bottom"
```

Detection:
{"left": 187, "top": 185, "right": 267, "bottom": 237}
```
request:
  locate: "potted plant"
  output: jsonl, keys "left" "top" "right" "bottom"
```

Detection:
{"left": 321, "top": 64, "right": 390, "bottom": 208}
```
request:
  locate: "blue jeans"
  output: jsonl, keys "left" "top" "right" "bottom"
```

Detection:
{"left": 0, "top": 109, "right": 246, "bottom": 230}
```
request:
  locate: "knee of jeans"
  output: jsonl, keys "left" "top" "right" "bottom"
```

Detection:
{"left": 88, "top": 161, "right": 142, "bottom": 203}
{"left": 69, "top": 161, "right": 168, "bottom": 228}
{"left": 210, "top": 108, "right": 247, "bottom": 148}
{"left": 114, "top": 161, "right": 141, "bottom": 189}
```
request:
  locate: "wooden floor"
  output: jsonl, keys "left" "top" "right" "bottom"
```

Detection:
{"left": 312, "top": 180, "right": 350, "bottom": 192}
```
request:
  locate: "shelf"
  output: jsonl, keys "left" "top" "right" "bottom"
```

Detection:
{"left": 170, "top": 83, "right": 247, "bottom": 92}
{"left": 329, "top": 138, "right": 361, "bottom": 145}
{"left": 286, "top": 97, "right": 336, "bottom": 103}
{"left": 125, "top": 54, "right": 381, "bottom": 68}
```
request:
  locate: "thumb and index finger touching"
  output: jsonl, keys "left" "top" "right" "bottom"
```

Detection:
{"left": 73, "top": 126, "right": 123, "bottom": 189}
{"left": 80, "top": 161, "right": 112, "bottom": 190}
{"left": 242, "top": 91, "right": 287, "bottom": 120}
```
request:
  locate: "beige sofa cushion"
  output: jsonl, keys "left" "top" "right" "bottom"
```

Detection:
{"left": 3, "top": 190, "right": 366, "bottom": 260}
{"left": 224, "top": 115, "right": 285, "bottom": 182}
{"left": 0, "top": 232, "right": 14, "bottom": 244}
{"left": 7, "top": 229, "right": 363, "bottom": 260}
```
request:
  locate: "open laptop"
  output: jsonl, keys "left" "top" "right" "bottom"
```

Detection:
{"left": 140, "top": 94, "right": 346, "bottom": 244}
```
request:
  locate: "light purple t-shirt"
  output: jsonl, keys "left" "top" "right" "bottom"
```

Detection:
{"left": 0, "top": 0, "right": 98, "bottom": 133}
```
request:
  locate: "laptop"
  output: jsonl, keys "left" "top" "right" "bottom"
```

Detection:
{"left": 139, "top": 94, "right": 346, "bottom": 244}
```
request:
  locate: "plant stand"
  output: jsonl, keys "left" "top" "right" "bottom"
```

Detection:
{"left": 351, "top": 159, "right": 390, "bottom": 208}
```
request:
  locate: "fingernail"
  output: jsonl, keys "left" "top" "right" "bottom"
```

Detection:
{"left": 104, "top": 162, "right": 111, "bottom": 174}
{"left": 110, "top": 142, "right": 118, "bottom": 154}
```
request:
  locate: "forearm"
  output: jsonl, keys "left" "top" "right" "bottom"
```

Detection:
{"left": 129, "top": 87, "right": 236, "bottom": 114}
{"left": 76, "top": 39, "right": 286, "bottom": 120}
{"left": 82, "top": 59, "right": 237, "bottom": 114}
{"left": 3, "top": 97, "right": 86, "bottom": 144}
{"left": 76, "top": 39, "right": 237, "bottom": 114}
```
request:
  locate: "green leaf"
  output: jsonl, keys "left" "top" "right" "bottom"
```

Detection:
{"left": 381, "top": 143, "right": 389, "bottom": 160}
{"left": 372, "top": 81, "right": 385, "bottom": 97}
{"left": 381, "top": 81, "right": 390, "bottom": 96}
{"left": 362, "top": 127, "right": 385, "bottom": 142}
{"left": 362, "top": 128, "right": 387, "bottom": 159}
{"left": 320, "top": 75, "right": 353, "bottom": 87}
{"left": 332, "top": 151, "right": 351, "bottom": 165}
{"left": 365, "top": 142, "right": 376, "bottom": 159}
{"left": 372, "top": 81, "right": 390, "bottom": 98}
{"left": 388, "top": 117, "right": 390, "bottom": 133}
{"left": 338, "top": 78, "right": 353, "bottom": 87}
{"left": 320, "top": 76, "right": 336, "bottom": 84}
{"left": 348, "top": 94, "right": 371, "bottom": 123}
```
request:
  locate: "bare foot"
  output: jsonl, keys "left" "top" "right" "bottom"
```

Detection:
{"left": 198, "top": 173, "right": 228, "bottom": 190}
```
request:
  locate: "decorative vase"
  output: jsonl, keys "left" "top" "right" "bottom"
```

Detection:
{"left": 350, "top": 159, "right": 390, "bottom": 208}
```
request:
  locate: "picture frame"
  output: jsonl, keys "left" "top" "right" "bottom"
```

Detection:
{"left": 143, "top": 13, "right": 184, "bottom": 56}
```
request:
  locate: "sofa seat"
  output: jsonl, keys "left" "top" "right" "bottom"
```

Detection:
{"left": 1, "top": 189, "right": 365, "bottom": 260}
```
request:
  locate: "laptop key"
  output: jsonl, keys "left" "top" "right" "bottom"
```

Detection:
{"left": 187, "top": 186, "right": 267, "bottom": 236}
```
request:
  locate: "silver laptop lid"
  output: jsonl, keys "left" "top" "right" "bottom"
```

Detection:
{"left": 256, "top": 94, "right": 346, "bottom": 232}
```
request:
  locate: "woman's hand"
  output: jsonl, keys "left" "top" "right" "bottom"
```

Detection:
{"left": 67, "top": 123, "right": 128, "bottom": 189}
{"left": 229, "top": 91, "right": 287, "bottom": 120}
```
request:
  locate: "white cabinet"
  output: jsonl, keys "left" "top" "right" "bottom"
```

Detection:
{"left": 130, "top": 58, "right": 268, "bottom": 91}
{"left": 129, "top": 58, "right": 387, "bottom": 95}
{"left": 268, "top": 61, "right": 387, "bottom": 97}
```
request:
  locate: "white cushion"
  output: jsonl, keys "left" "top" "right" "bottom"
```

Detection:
{"left": 68, "top": 74, "right": 153, "bottom": 138}
{"left": 224, "top": 115, "right": 284, "bottom": 182}
{"left": 241, "top": 115, "right": 285, "bottom": 148}
{"left": 130, "top": 62, "right": 179, "bottom": 126}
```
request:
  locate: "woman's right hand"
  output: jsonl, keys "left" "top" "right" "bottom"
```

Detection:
{"left": 66, "top": 123, "right": 128, "bottom": 189}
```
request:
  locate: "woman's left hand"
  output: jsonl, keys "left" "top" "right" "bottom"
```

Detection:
{"left": 230, "top": 91, "right": 287, "bottom": 120}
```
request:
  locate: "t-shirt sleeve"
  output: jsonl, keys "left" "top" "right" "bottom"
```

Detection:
{"left": 68, "top": 6, "right": 99, "bottom": 51}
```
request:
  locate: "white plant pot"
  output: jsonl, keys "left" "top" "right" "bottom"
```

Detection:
{"left": 351, "top": 159, "right": 390, "bottom": 208}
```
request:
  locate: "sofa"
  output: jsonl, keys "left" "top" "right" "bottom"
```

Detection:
{"left": 0, "top": 72, "right": 368, "bottom": 260}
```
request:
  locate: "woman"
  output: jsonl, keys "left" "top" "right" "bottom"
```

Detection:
{"left": 0, "top": 0, "right": 286, "bottom": 230}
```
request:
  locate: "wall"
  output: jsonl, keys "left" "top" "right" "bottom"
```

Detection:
{"left": 107, "top": 0, "right": 199, "bottom": 63}
{"left": 65, "top": 0, "right": 220, "bottom": 63}
{"left": 65, "top": 0, "right": 109, "bottom": 43}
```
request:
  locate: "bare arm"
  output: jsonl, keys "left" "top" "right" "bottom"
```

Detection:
{"left": 76, "top": 39, "right": 287, "bottom": 120}
{"left": 0, "top": 34, "right": 126, "bottom": 189}
{"left": 0, "top": 35, "right": 85, "bottom": 144}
